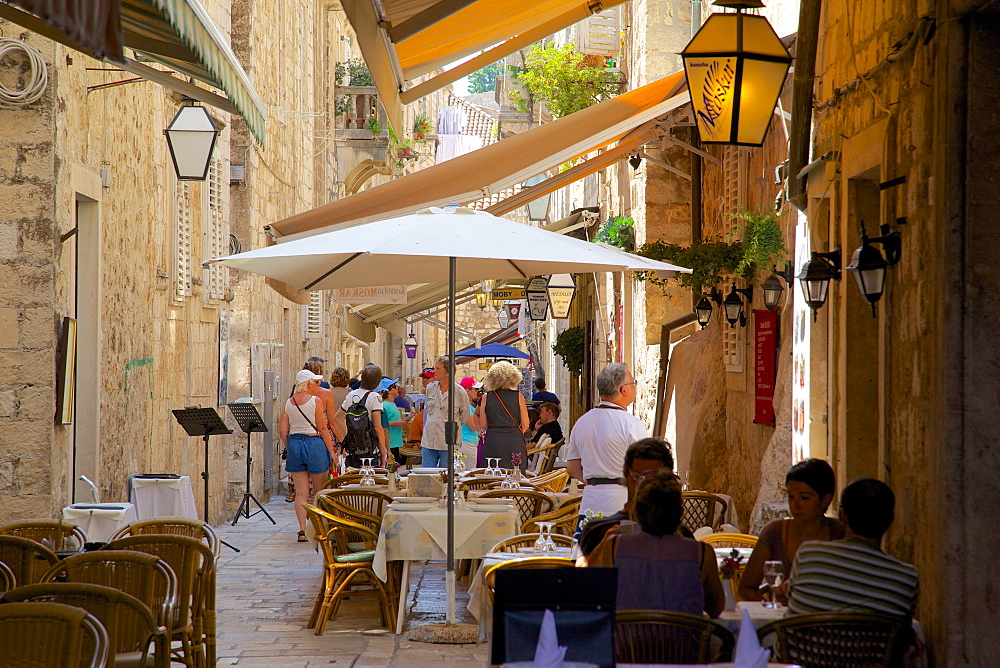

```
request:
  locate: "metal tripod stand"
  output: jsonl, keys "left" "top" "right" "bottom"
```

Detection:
{"left": 228, "top": 402, "right": 275, "bottom": 526}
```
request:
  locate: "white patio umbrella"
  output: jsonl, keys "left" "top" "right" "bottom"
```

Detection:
{"left": 208, "top": 205, "right": 690, "bottom": 625}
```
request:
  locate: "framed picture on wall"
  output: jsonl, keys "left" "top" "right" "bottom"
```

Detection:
{"left": 55, "top": 316, "right": 77, "bottom": 424}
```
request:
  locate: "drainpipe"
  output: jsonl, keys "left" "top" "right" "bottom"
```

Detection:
{"left": 787, "top": 0, "right": 822, "bottom": 210}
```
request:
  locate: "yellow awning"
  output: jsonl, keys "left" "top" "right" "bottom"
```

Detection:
{"left": 343, "top": 0, "right": 631, "bottom": 132}
{"left": 271, "top": 71, "right": 688, "bottom": 240}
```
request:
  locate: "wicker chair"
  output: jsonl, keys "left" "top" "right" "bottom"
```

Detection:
{"left": 615, "top": 610, "right": 736, "bottom": 664}
{"left": 0, "top": 519, "right": 89, "bottom": 549}
{"left": 0, "top": 560, "right": 15, "bottom": 594}
{"left": 490, "top": 533, "right": 575, "bottom": 553}
{"left": 314, "top": 489, "right": 387, "bottom": 538}
{"left": 681, "top": 492, "right": 729, "bottom": 531}
{"left": 483, "top": 556, "right": 575, "bottom": 598}
{"left": 698, "top": 532, "right": 757, "bottom": 549}
{"left": 42, "top": 549, "right": 178, "bottom": 646}
{"left": 110, "top": 517, "right": 221, "bottom": 558}
{"left": 521, "top": 497, "right": 581, "bottom": 535}
{"left": 0, "top": 534, "right": 59, "bottom": 586}
{"left": 757, "top": 611, "right": 916, "bottom": 667}
{"left": 319, "top": 488, "right": 394, "bottom": 519}
{"left": 539, "top": 439, "right": 564, "bottom": 474}
{"left": 326, "top": 474, "right": 389, "bottom": 489}
{"left": 463, "top": 476, "right": 507, "bottom": 491}
{"left": 0, "top": 601, "right": 109, "bottom": 668}
{"left": 399, "top": 445, "right": 422, "bottom": 467}
{"left": 479, "top": 490, "right": 554, "bottom": 526}
{"left": 5, "top": 582, "right": 168, "bottom": 668}
{"left": 303, "top": 504, "right": 395, "bottom": 635}
{"left": 529, "top": 468, "right": 569, "bottom": 493}
{"left": 103, "top": 534, "right": 214, "bottom": 667}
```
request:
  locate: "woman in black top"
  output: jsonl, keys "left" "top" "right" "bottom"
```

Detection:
{"left": 474, "top": 361, "right": 529, "bottom": 471}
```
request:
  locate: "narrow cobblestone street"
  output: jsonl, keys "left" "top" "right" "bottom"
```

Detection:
{"left": 213, "top": 497, "right": 488, "bottom": 667}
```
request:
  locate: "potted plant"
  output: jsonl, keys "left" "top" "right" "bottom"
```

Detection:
{"left": 366, "top": 116, "right": 382, "bottom": 135}
{"left": 412, "top": 112, "right": 433, "bottom": 141}
{"left": 395, "top": 138, "right": 414, "bottom": 158}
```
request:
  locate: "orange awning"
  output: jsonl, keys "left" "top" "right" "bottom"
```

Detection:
{"left": 271, "top": 71, "right": 688, "bottom": 240}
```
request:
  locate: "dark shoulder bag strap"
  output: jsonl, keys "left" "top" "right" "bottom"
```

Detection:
{"left": 292, "top": 393, "right": 319, "bottom": 433}
{"left": 494, "top": 391, "right": 527, "bottom": 442}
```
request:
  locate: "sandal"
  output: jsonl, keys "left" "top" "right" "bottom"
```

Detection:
{"left": 297, "top": 530, "right": 307, "bottom": 542}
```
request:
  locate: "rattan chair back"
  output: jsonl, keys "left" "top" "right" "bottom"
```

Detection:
{"left": 315, "top": 490, "right": 380, "bottom": 536}
{"left": 5, "top": 582, "right": 167, "bottom": 668}
{"left": 0, "top": 534, "right": 59, "bottom": 586}
{"left": 757, "top": 611, "right": 916, "bottom": 667}
{"left": 103, "top": 534, "right": 214, "bottom": 667}
{"left": 480, "top": 489, "right": 555, "bottom": 525}
{"left": 463, "top": 476, "right": 506, "bottom": 490}
{"left": 521, "top": 497, "right": 581, "bottom": 535}
{"left": 0, "top": 559, "right": 15, "bottom": 594}
{"left": 529, "top": 468, "right": 569, "bottom": 493}
{"left": 0, "top": 601, "right": 109, "bottom": 668}
{"left": 681, "top": 492, "right": 729, "bottom": 531}
{"left": 0, "top": 519, "right": 89, "bottom": 550}
{"left": 697, "top": 532, "right": 757, "bottom": 549}
{"left": 490, "top": 533, "right": 575, "bottom": 553}
{"left": 110, "top": 517, "right": 221, "bottom": 558}
{"left": 540, "top": 439, "right": 564, "bottom": 474}
{"left": 326, "top": 474, "right": 389, "bottom": 489}
{"left": 42, "top": 549, "right": 178, "bottom": 639}
{"left": 615, "top": 609, "right": 735, "bottom": 664}
{"left": 320, "top": 488, "right": 394, "bottom": 519}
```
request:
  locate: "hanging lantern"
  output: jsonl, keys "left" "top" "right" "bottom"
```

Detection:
{"left": 797, "top": 249, "right": 842, "bottom": 320}
{"left": 404, "top": 331, "right": 418, "bottom": 359}
{"left": 475, "top": 291, "right": 489, "bottom": 309}
{"left": 164, "top": 102, "right": 220, "bottom": 180}
{"left": 680, "top": 0, "right": 793, "bottom": 146}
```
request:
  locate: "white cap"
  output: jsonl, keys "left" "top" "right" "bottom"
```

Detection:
{"left": 295, "top": 369, "right": 323, "bottom": 384}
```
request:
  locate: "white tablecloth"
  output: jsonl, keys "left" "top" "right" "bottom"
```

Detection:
{"left": 373, "top": 505, "right": 519, "bottom": 582}
{"left": 129, "top": 475, "right": 198, "bottom": 520}
{"left": 61, "top": 503, "right": 138, "bottom": 542}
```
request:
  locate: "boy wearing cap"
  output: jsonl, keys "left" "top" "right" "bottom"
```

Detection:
{"left": 459, "top": 378, "right": 484, "bottom": 461}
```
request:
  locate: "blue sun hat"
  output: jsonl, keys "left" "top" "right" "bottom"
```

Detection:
{"left": 376, "top": 377, "right": 399, "bottom": 393}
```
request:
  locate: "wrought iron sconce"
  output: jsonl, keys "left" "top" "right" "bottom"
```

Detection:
{"left": 797, "top": 248, "right": 842, "bottom": 321}
{"left": 762, "top": 264, "right": 794, "bottom": 310}
{"left": 692, "top": 286, "right": 724, "bottom": 328}
{"left": 846, "top": 222, "right": 901, "bottom": 317}
{"left": 723, "top": 283, "right": 754, "bottom": 328}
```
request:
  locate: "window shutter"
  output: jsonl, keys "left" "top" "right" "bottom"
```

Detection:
{"left": 578, "top": 10, "right": 619, "bottom": 57}
{"left": 204, "top": 157, "right": 229, "bottom": 300}
{"left": 175, "top": 181, "right": 193, "bottom": 298}
{"left": 302, "top": 291, "right": 324, "bottom": 340}
{"left": 722, "top": 147, "right": 747, "bottom": 373}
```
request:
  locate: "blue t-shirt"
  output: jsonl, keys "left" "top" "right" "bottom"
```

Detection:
{"left": 460, "top": 403, "right": 479, "bottom": 444}
{"left": 532, "top": 390, "right": 560, "bottom": 405}
{"left": 394, "top": 396, "right": 412, "bottom": 411}
{"left": 381, "top": 401, "right": 404, "bottom": 450}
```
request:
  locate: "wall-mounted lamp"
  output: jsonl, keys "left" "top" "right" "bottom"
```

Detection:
{"left": 523, "top": 174, "right": 551, "bottom": 221}
{"left": 761, "top": 264, "right": 794, "bottom": 310}
{"left": 695, "top": 296, "right": 714, "bottom": 328}
{"left": 723, "top": 282, "right": 753, "bottom": 327}
{"left": 497, "top": 308, "right": 511, "bottom": 328}
{"left": 680, "top": 0, "right": 793, "bottom": 147}
{"left": 797, "top": 248, "right": 842, "bottom": 320}
{"left": 475, "top": 291, "right": 489, "bottom": 309}
{"left": 164, "top": 101, "right": 219, "bottom": 181}
{"left": 846, "top": 222, "right": 901, "bottom": 317}
{"left": 491, "top": 296, "right": 504, "bottom": 310}
{"left": 480, "top": 279, "right": 496, "bottom": 295}
{"left": 629, "top": 155, "right": 643, "bottom": 170}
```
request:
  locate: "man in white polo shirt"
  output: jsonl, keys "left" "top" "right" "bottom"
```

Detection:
{"left": 566, "top": 363, "right": 647, "bottom": 527}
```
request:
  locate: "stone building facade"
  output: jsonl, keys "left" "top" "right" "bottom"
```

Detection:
{"left": 0, "top": 0, "right": 458, "bottom": 525}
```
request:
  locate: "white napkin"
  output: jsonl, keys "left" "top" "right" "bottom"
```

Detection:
{"left": 532, "top": 609, "right": 567, "bottom": 668}
{"left": 692, "top": 526, "right": 714, "bottom": 539}
{"left": 733, "top": 607, "right": 770, "bottom": 668}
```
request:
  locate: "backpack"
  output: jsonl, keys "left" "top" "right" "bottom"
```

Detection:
{"left": 342, "top": 391, "right": 378, "bottom": 455}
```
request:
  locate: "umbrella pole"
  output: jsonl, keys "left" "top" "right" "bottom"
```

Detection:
{"left": 446, "top": 256, "right": 456, "bottom": 625}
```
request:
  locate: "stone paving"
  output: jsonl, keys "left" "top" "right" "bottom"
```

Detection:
{"left": 213, "top": 496, "right": 489, "bottom": 667}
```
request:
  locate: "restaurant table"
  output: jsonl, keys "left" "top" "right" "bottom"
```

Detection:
{"left": 373, "top": 503, "right": 519, "bottom": 633}
{"left": 128, "top": 475, "right": 198, "bottom": 520}
{"left": 61, "top": 503, "right": 138, "bottom": 542}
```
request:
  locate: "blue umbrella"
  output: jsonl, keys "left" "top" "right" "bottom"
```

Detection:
{"left": 455, "top": 342, "right": 530, "bottom": 359}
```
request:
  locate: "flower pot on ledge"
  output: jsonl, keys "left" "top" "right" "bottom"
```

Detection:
{"left": 396, "top": 147, "right": 415, "bottom": 159}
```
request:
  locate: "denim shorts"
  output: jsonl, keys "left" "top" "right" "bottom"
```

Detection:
{"left": 285, "top": 434, "right": 331, "bottom": 474}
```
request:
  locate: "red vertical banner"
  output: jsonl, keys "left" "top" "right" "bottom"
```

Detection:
{"left": 753, "top": 309, "right": 777, "bottom": 425}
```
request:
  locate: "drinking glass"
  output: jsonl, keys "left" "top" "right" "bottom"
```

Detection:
{"left": 533, "top": 532, "right": 547, "bottom": 554}
{"left": 682, "top": 470, "right": 691, "bottom": 491}
{"left": 360, "top": 458, "right": 375, "bottom": 486}
{"left": 487, "top": 458, "right": 500, "bottom": 477}
{"left": 538, "top": 522, "right": 557, "bottom": 553}
{"left": 453, "top": 450, "right": 467, "bottom": 475}
{"left": 763, "top": 560, "right": 785, "bottom": 608}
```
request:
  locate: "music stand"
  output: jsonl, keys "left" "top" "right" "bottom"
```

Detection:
{"left": 227, "top": 403, "right": 275, "bottom": 526}
{"left": 171, "top": 407, "right": 239, "bottom": 553}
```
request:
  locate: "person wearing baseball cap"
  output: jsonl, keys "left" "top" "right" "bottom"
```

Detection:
{"left": 279, "top": 368, "right": 335, "bottom": 542}
{"left": 459, "top": 378, "right": 484, "bottom": 461}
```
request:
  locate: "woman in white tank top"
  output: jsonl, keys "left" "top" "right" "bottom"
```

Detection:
{"left": 279, "top": 369, "right": 335, "bottom": 541}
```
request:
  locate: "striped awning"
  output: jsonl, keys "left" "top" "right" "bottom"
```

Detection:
{"left": 0, "top": 0, "right": 266, "bottom": 145}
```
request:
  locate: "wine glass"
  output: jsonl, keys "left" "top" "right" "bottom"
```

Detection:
{"left": 487, "top": 458, "right": 499, "bottom": 477}
{"left": 533, "top": 531, "right": 547, "bottom": 554}
{"left": 681, "top": 470, "right": 691, "bottom": 491}
{"left": 538, "top": 522, "right": 557, "bottom": 553}
{"left": 360, "top": 458, "right": 375, "bottom": 486}
{"left": 763, "top": 560, "right": 785, "bottom": 609}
